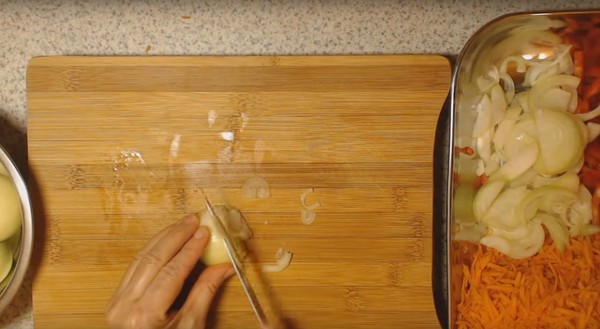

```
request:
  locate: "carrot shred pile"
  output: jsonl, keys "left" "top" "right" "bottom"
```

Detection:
{"left": 455, "top": 235, "right": 600, "bottom": 329}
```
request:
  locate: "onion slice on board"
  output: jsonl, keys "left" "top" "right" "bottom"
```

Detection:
{"left": 262, "top": 247, "right": 293, "bottom": 273}
{"left": 242, "top": 177, "right": 271, "bottom": 199}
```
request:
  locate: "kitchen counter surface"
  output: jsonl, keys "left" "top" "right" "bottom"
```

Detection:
{"left": 0, "top": 0, "right": 598, "bottom": 327}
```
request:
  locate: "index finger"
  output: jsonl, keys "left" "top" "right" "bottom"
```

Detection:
{"left": 113, "top": 222, "right": 174, "bottom": 296}
{"left": 142, "top": 226, "right": 211, "bottom": 311}
{"left": 122, "top": 215, "right": 200, "bottom": 298}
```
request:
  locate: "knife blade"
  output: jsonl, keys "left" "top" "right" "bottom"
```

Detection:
{"left": 203, "top": 196, "right": 284, "bottom": 329}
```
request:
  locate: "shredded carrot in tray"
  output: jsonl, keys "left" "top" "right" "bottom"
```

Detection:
{"left": 455, "top": 235, "right": 600, "bottom": 329}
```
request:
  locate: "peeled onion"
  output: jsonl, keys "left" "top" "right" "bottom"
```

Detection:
{"left": 198, "top": 205, "right": 251, "bottom": 266}
{"left": 0, "top": 242, "right": 12, "bottom": 283}
{"left": 0, "top": 175, "right": 22, "bottom": 241}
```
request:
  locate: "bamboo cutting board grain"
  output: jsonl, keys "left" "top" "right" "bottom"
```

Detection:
{"left": 27, "top": 55, "right": 451, "bottom": 329}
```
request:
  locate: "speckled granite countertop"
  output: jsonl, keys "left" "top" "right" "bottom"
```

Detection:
{"left": 0, "top": 0, "right": 598, "bottom": 327}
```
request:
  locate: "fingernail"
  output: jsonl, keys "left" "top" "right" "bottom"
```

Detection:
{"left": 225, "top": 267, "right": 235, "bottom": 278}
{"left": 181, "top": 215, "right": 196, "bottom": 225}
{"left": 194, "top": 226, "right": 208, "bottom": 240}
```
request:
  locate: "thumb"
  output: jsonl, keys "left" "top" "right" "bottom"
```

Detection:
{"left": 179, "top": 263, "right": 235, "bottom": 326}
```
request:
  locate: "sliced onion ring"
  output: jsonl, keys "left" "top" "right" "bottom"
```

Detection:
{"left": 301, "top": 209, "right": 317, "bottom": 225}
{"left": 577, "top": 104, "right": 600, "bottom": 122}
{"left": 262, "top": 248, "right": 293, "bottom": 273}
{"left": 242, "top": 177, "right": 271, "bottom": 199}
{"left": 300, "top": 188, "right": 321, "bottom": 210}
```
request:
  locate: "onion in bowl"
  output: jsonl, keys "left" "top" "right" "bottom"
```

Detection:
{"left": 0, "top": 175, "right": 22, "bottom": 242}
{"left": 0, "top": 145, "right": 32, "bottom": 313}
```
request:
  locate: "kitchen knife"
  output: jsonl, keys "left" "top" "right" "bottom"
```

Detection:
{"left": 203, "top": 197, "right": 285, "bottom": 329}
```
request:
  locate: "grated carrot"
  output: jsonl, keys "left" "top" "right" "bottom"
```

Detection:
{"left": 455, "top": 235, "right": 600, "bottom": 328}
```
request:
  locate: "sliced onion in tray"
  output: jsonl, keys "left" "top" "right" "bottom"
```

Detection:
{"left": 523, "top": 62, "right": 560, "bottom": 87}
{"left": 539, "top": 213, "right": 569, "bottom": 252}
{"left": 499, "top": 72, "right": 516, "bottom": 104}
{"left": 508, "top": 168, "right": 537, "bottom": 188}
{"left": 533, "top": 109, "right": 584, "bottom": 176}
{"left": 575, "top": 224, "right": 600, "bottom": 236}
{"left": 484, "top": 152, "right": 502, "bottom": 176}
{"left": 479, "top": 235, "right": 511, "bottom": 256}
{"left": 492, "top": 107, "right": 521, "bottom": 155}
{"left": 456, "top": 45, "right": 600, "bottom": 258}
{"left": 501, "top": 116, "right": 536, "bottom": 160}
{"left": 472, "top": 95, "right": 494, "bottom": 138}
{"left": 514, "top": 91, "right": 530, "bottom": 112}
{"left": 528, "top": 74, "right": 580, "bottom": 111}
{"left": 498, "top": 55, "right": 527, "bottom": 74}
{"left": 473, "top": 180, "right": 505, "bottom": 222}
{"left": 489, "top": 142, "right": 538, "bottom": 182}
{"left": 534, "top": 87, "right": 572, "bottom": 111}
{"left": 481, "top": 218, "right": 545, "bottom": 259}
{"left": 476, "top": 64, "right": 500, "bottom": 91}
{"left": 454, "top": 221, "right": 487, "bottom": 243}
{"left": 586, "top": 122, "right": 600, "bottom": 142}
{"left": 476, "top": 129, "right": 493, "bottom": 164}
{"left": 482, "top": 186, "right": 531, "bottom": 229}
{"left": 577, "top": 104, "right": 600, "bottom": 122}
{"left": 514, "top": 221, "right": 546, "bottom": 259}
{"left": 532, "top": 171, "right": 579, "bottom": 192}
{"left": 490, "top": 84, "right": 508, "bottom": 124}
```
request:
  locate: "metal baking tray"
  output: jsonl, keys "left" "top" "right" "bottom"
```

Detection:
{"left": 434, "top": 10, "right": 600, "bottom": 329}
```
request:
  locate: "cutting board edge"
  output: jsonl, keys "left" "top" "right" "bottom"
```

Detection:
{"left": 26, "top": 54, "right": 451, "bottom": 69}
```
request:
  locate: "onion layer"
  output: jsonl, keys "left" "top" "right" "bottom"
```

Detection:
{"left": 455, "top": 42, "right": 600, "bottom": 258}
{"left": 198, "top": 205, "right": 252, "bottom": 265}
{"left": 242, "top": 177, "right": 271, "bottom": 199}
{"left": 0, "top": 242, "right": 12, "bottom": 283}
{"left": 262, "top": 247, "right": 293, "bottom": 273}
{"left": 300, "top": 188, "right": 320, "bottom": 225}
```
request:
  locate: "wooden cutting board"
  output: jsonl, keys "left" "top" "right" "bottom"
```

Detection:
{"left": 27, "top": 55, "right": 451, "bottom": 329}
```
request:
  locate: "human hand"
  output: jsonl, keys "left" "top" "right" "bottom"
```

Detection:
{"left": 106, "top": 215, "right": 234, "bottom": 329}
